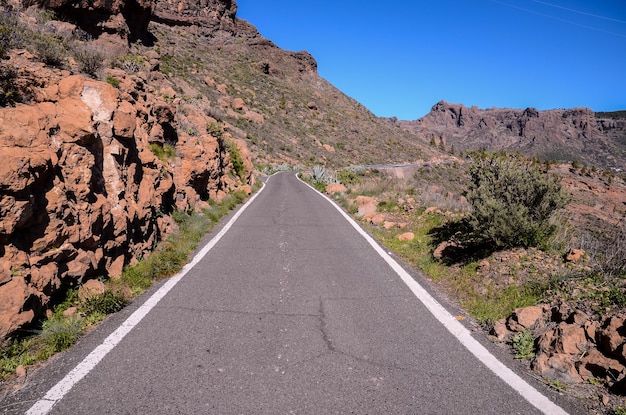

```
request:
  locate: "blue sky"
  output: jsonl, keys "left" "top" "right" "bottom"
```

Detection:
{"left": 236, "top": 0, "right": 626, "bottom": 120}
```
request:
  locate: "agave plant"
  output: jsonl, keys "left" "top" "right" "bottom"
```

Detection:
{"left": 312, "top": 165, "right": 328, "bottom": 182}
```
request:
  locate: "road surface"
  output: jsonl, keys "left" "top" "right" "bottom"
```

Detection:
{"left": 2, "top": 172, "right": 579, "bottom": 414}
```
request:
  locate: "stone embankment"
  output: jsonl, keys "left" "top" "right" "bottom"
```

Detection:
{"left": 494, "top": 302, "right": 626, "bottom": 395}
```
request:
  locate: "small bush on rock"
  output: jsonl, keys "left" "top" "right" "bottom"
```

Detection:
{"left": 466, "top": 151, "right": 568, "bottom": 249}
{"left": 0, "top": 10, "right": 22, "bottom": 58}
{"left": 73, "top": 44, "right": 105, "bottom": 77}
{"left": 511, "top": 329, "right": 536, "bottom": 360}
{"left": 0, "top": 64, "right": 19, "bottom": 107}
{"left": 30, "top": 34, "right": 68, "bottom": 67}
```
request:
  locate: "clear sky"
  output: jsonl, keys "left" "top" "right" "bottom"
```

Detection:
{"left": 236, "top": 0, "right": 626, "bottom": 120}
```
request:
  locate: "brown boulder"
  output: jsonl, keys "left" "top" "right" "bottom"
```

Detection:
{"left": 370, "top": 214, "right": 385, "bottom": 226}
{"left": 0, "top": 277, "right": 36, "bottom": 337}
{"left": 579, "top": 349, "right": 625, "bottom": 382}
{"left": 383, "top": 221, "right": 396, "bottom": 230}
{"left": 565, "top": 248, "right": 585, "bottom": 262}
{"left": 355, "top": 196, "right": 377, "bottom": 217}
{"left": 54, "top": 98, "right": 95, "bottom": 144}
{"left": 30, "top": 263, "right": 60, "bottom": 292}
{"left": 508, "top": 305, "right": 547, "bottom": 332}
{"left": 113, "top": 101, "right": 137, "bottom": 139}
{"left": 491, "top": 318, "right": 510, "bottom": 341}
{"left": 242, "top": 111, "right": 264, "bottom": 125}
{"left": 598, "top": 315, "right": 626, "bottom": 357}
{"left": 477, "top": 259, "right": 490, "bottom": 272}
{"left": 557, "top": 324, "right": 589, "bottom": 355}
{"left": 397, "top": 232, "right": 415, "bottom": 242}
{"left": 533, "top": 353, "right": 583, "bottom": 384}
{"left": 78, "top": 279, "right": 106, "bottom": 301}
{"left": 232, "top": 97, "right": 246, "bottom": 111}
{"left": 0, "top": 148, "right": 53, "bottom": 195}
{"left": 325, "top": 183, "right": 347, "bottom": 194}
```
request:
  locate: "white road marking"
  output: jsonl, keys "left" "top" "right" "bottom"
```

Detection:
{"left": 300, "top": 175, "right": 569, "bottom": 415}
{"left": 26, "top": 181, "right": 267, "bottom": 415}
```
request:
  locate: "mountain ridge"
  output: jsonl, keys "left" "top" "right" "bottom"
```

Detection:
{"left": 394, "top": 100, "right": 626, "bottom": 169}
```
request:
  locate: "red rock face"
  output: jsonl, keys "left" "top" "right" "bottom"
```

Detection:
{"left": 154, "top": 0, "right": 236, "bottom": 24}
{"left": 0, "top": 50, "right": 253, "bottom": 339}
{"left": 26, "top": 0, "right": 155, "bottom": 43}
{"left": 399, "top": 100, "right": 626, "bottom": 169}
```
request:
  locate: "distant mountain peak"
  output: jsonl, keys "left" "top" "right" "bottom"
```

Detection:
{"left": 398, "top": 101, "right": 626, "bottom": 168}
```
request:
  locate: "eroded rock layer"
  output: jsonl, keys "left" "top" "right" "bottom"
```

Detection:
{"left": 0, "top": 46, "right": 252, "bottom": 339}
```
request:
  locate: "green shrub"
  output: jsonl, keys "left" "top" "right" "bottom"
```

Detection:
{"left": 227, "top": 141, "right": 246, "bottom": 180}
{"left": 80, "top": 290, "right": 126, "bottom": 316}
{"left": 466, "top": 151, "right": 568, "bottom": 249}
{"left": 207, "top": 121, "right": 224, "bottom": 138}
{"left": 31, "top": 34, "right": 68, "bottom": 67}
{"left": 73, "top": 44, "right": 105, "bottom": 77}
{"left": 149, "top": 143, "right": 176, "bottom": 162}
{"left": 117, "top": 54, "right": 146, "bottom": 73}
{"left": 0, "top": 64, "right": 19, "bottom": 107}
{"left": 0, "top": 10, "right": 21, "bottom": 58}
{"left": 511, "top": 329, "right": 536, "bottom": 360}
{"left": 41, "top": 316, "right": 84, "bottom": 352}
{"left": 106, "top": 75, "right": 120, "bottom": 89}
{"left": 337, "top": 169, "right": 361, "bottom": 186}
{"left": 0, "top": 339, "right": 36, "bottom": 380}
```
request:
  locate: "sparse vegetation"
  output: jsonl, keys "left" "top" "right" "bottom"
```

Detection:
{"left": 106, "top": 75, "right": 121, "bottom": 89}
{"left": 41, "top": 315, "right": 85, "bottom": 352}
{"left": 227, "top": 140, "right": 246, "bottom": 181}
{"left": 0, "top": 64, "right": 19, "bottom": 107}
{"left": 116, "top": 54, "right": 147, "bottom": 73}
{"left": 31, "top": 34, "right": 68, "bottom": 67}
{"left": 596, "top": 110, "right": 626, "bottom": 120}
{"left": 510, "top": 329, "right": 536, "bottom": 360}
{"left": 149, "top": 143, "right": 176, "bottom": 162}
{"left": 73, "top": 43, "right": 105, "bottom": 77}
{"left": 0, "top": 10, "right": 20, "bottom": 58}
{"left": 612, "top": 407, "right": 626, "bottom": 415}
{"left": 79, "top": 290, "right": 126, "bottom": 319}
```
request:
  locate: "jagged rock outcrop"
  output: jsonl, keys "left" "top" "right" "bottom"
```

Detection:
{"left": 493, "top": 303, "right": 626, "bottom": 394}
{"left": 0, "top": 48, "right": 253, "bottom": 339}
{"left": 153, "top": 0, "right": 237, "bottom": 31}
{"left": 397, "top": 101, "right": 626, "bottom": 169}
{"left": 153, "top": 0, "right": 318, "bottom": 74}
{"left": 23, "top": 0, "right": 154, "bottom": 43}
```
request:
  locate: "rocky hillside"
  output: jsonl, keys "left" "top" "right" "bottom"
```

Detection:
{"left": 145, "top": 3, "right": 444, "bottom": 168}
{"left": 0, "top": 0, "right": 258, "bottom": 340}
{"left": 394, "top": 100, "right": 626, "bottom": 169}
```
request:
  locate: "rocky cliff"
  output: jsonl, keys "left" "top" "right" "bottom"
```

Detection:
{"left": 0, "top": 0, "right": 254, "bottom": 339}
{"left": 396, "top": 101, "right": 626, "bottom": 169}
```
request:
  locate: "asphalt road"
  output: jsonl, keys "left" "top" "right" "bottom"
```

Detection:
{"left": 2, "top": 172, "right": 579, "bottom": 414}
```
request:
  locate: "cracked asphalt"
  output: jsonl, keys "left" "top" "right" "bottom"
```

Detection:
{"left": 2, "top": 172, "right": 581, "bottom": 414}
